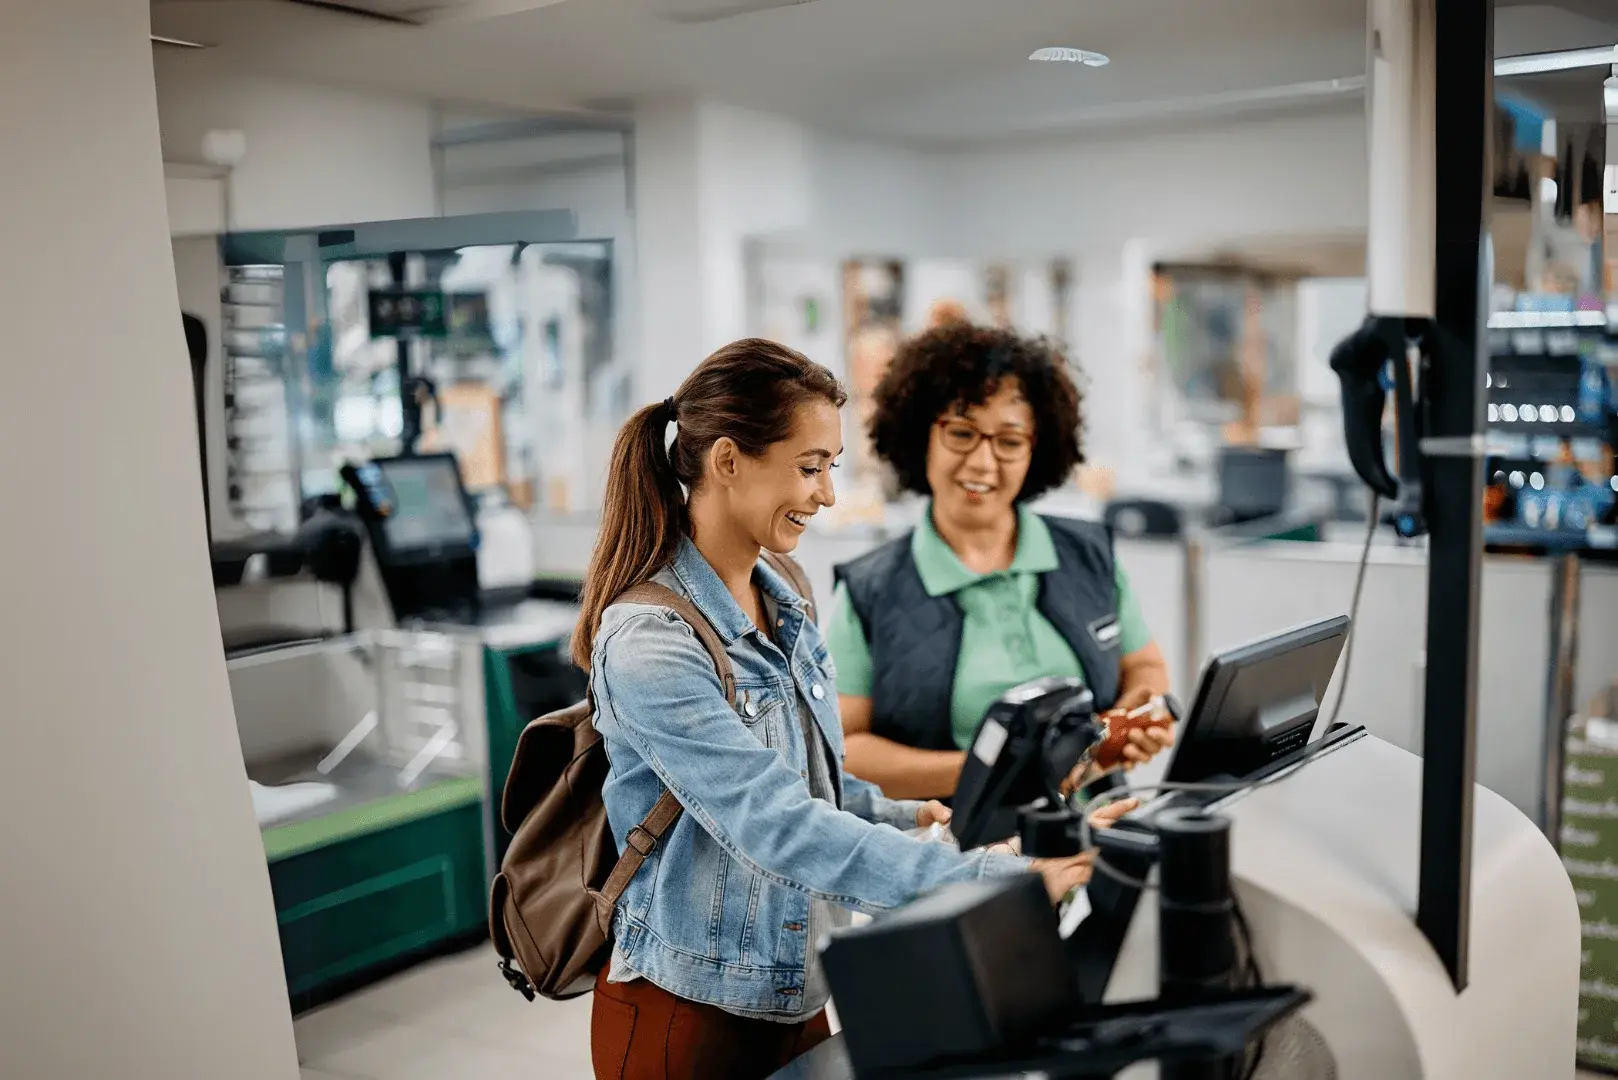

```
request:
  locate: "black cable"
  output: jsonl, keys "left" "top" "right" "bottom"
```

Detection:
{"left": 1077, "top": 766, "right": 1320, "bottom": 892}
{"left": 1076, "top": 779, "right": 1281, "bottom": 1075}
{"left": 1324, "top": 492, "right": 1381, "bottom": 731}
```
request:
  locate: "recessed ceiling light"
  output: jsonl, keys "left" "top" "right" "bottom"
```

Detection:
{"left": 1030, "top": 47, "right": 1109, "bottom": 67}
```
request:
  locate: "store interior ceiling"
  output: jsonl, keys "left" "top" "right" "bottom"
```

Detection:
{"left": 151, "top": 0, "right": 1618, "bottom": 147}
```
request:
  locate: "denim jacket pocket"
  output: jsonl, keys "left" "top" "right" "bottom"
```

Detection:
{"left": 733, "top": 685, "right": 786, "bottom": 750}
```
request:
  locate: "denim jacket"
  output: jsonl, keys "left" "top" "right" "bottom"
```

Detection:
{"left": 591, "top": 537, "right": 1031, "bottom": 1020}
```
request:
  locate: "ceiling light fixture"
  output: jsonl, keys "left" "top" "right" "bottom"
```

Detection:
{"left": 1030, "top": 47, "right": 1109, "bottom": 67}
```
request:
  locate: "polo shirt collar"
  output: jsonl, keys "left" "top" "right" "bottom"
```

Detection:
{"left": 911, "top": 503, "right": 1059, "bottom": 597}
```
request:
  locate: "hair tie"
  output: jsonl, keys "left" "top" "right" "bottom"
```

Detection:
{"left": 662, "top": 396, "right": 677, "bottom": 424}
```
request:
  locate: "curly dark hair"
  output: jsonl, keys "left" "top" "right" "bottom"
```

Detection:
{"left": 868, "top": 323, "right": 1083, "bottom": 503}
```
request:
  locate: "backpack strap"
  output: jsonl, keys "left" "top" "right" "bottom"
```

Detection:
{"left": 759, "top": 549, "right": 817, "bottom": 623}
{"left": 616, "top": 581, "right": 735, "bottom": 701}
{"left": 595, "top": 580, "right": 734, "bottom": 909}
{"left": 597, "top": 787, "right": 682, "bottom": 905}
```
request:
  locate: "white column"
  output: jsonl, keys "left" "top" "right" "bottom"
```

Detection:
{"left": 1072, "top": 246, "right": 1155, "bottom": 487}
{"left": 632, "top": 99, "right": 706, "bottom": 403}
{"left": 0, "top": 5, "right": 297, "bottom": 1079}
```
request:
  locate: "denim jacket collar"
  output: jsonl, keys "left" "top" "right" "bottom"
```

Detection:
{"left": 669, "top": 535, "right": 806, "bottom": 645}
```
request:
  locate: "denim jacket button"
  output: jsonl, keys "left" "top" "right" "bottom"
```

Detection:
{"left": 811, "top": 684, "right": 825, "bottom": 700}
{"left": 744, "top": 700, "right": 758, "bottom": 718}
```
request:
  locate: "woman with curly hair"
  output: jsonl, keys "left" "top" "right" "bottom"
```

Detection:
{"left": 824, "top": 322, "right": 1175, "bottom": 800}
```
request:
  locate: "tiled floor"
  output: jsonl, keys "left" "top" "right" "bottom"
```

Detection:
{"left": 294, "top": 943, "right": 593, "bottom": 1080}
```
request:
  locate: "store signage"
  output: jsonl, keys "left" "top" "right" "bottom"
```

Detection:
{"left": 368, "top": 288, "right": 447, "bottom": 339}
{"left": 368, "top": 289, "right": 491, "bottom": 341}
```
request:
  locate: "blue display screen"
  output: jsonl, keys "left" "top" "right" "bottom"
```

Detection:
{"left": 373, "top": 458, "right": 476, "bottom": 553}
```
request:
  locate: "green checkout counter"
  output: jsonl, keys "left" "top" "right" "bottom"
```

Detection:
{"left": 230, "top": 607, "right": 581, "bottom": 1009}
{"left": 219, "top": 454, "right": 590, "bottom": 1008}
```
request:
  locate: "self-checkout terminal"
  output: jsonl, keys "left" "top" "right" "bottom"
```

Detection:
{"left": 785, "top": 619, "right": 1574, "bottom": 1080}
{"left": 773, "top": 4, "right": 1582, "bottom": 1077}
{"left": 341, "top": 453, "right": 485, "bottom": 623}
{"left": 339, "top": 452, "right": 585, "bottom": 865}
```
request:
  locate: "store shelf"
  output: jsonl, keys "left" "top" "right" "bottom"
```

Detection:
{"left": 223, "top": 263, "right": 298, "bottom": 533}
{"left": 1485, "top": 524, "right": 1618, "bottom": 552}
{"left": 1489, "top": 311, "right": 1608, "bottom": 330}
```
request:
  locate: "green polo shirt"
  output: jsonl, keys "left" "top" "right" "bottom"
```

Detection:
{"left": 824, "top": 507, "right": 1152, "bottom": 749}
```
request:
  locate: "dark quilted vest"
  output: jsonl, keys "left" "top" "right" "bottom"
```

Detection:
{"left": 834, "top": 515, "right": 1123, "bottom": 751}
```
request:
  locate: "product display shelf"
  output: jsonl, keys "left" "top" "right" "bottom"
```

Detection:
{"left": 1563, "top": 696, "right": 1618, "bottom": 1072}
{"left": 222, "top": 264, "right": 299, "bottom": 534}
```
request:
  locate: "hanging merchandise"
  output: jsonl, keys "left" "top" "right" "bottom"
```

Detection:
{"left": 222, "top": 265, "right": 299, "bottom": 534}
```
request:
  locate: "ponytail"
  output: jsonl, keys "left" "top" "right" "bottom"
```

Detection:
{"left": 572, "top": 399, "right": 684, "bottom": 669}
{"left": 572, "top": 339, "right": 846, "bottom": 670}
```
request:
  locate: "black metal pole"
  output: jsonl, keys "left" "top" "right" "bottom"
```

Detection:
{"left": 388, "top": 251, "right": 420, "bottom": 456}
{"left": 1417, "top": 0, "right": 1492, "bottom": 992}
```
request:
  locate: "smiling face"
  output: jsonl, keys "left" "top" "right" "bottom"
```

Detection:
{"left": 725, "top": 397, "right": 843, "bottom": 554}
{"left": 926, "top": 378, "right": 1034, "bottom": 533}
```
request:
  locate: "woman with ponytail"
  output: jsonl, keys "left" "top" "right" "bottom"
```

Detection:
{"left": 580, "top": 339, "right": 1099, "bottom": 1080}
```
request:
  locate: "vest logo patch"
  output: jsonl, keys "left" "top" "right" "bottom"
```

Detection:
{"left": 1088, "top": 614, "right": 1122, "bottom": 651}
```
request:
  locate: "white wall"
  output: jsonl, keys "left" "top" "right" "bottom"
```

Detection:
{"left": 699, "top": 103, "right": 813, "bottom": 352}
{"left": 798, "top": 132, "right": 953, "bottom": 258}
{"left": 439, "top": 129, "right": 629, "bottom": 239}
{"left": 629, "top": 99, "right": 957, "bottom": 403}
{"left": 937, "top": 108, "right": 1369, "bottom": 258}
{"left": 154, "top": 54, "right": 436, "bottom": 230}
{"left": 714, "top": 104, "right": 1371, "bottom": 475}
{"left": 0, "top": 3, "right": 296, "bottom": 1078}
{"left": 938, "top": 109, "right": 1370, "bottom": 479}
{"left": 165, "top": 163, "right": 226, "bottom": 237}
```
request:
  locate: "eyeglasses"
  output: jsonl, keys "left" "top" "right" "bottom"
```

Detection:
{"left": 935, "top": 419, "right": 1033, "bottom": 463}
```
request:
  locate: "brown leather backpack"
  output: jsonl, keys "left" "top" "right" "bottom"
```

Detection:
{"left": 491, "top": 553, "right": 815, "bottom": 1001}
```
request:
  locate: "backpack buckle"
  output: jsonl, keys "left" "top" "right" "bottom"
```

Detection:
{"left": 625, "top": 826, "right": 658, "bottom": 857}
{"left": 499, "top": 958, "right": 536, "bottom": 1001}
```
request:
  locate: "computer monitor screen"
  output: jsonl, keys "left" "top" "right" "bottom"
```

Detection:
{"left": 1217, "top": 446, "right": 1290, "bottom": 522}
{"left": 1164, "top": 614, "right": 1350, "bottom": 785}
{"left": 354, "top": 454, "right": 477, "bottom": 558}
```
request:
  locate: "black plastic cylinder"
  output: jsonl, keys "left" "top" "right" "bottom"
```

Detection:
{"left": 1019, "top": 804, "right": 1083, "bottom": 858}
{"left": 1157, "top": 808, "right": 1239, "bottom": 1080}
{"left": 1157, "top": 807, "right": 1236, "bottom": 998}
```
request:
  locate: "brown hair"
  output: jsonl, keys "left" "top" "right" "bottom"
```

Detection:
{"left": 572, "top": 338, "right": 846, "bottom": 669}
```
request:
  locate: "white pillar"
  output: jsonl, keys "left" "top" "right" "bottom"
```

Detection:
{"left": 633, "top": 100, "right": 707, "bottom": 403}
{"left": 1072, "top": 246, "right": 1155, "bottom": 487}
{"left": 0, "top": 5, "right": 297, "bottom": 1079}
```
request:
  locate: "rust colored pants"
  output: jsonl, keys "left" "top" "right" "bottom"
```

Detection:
{"left": 590, "top": 967, "right": 832, "bottom": 1080}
